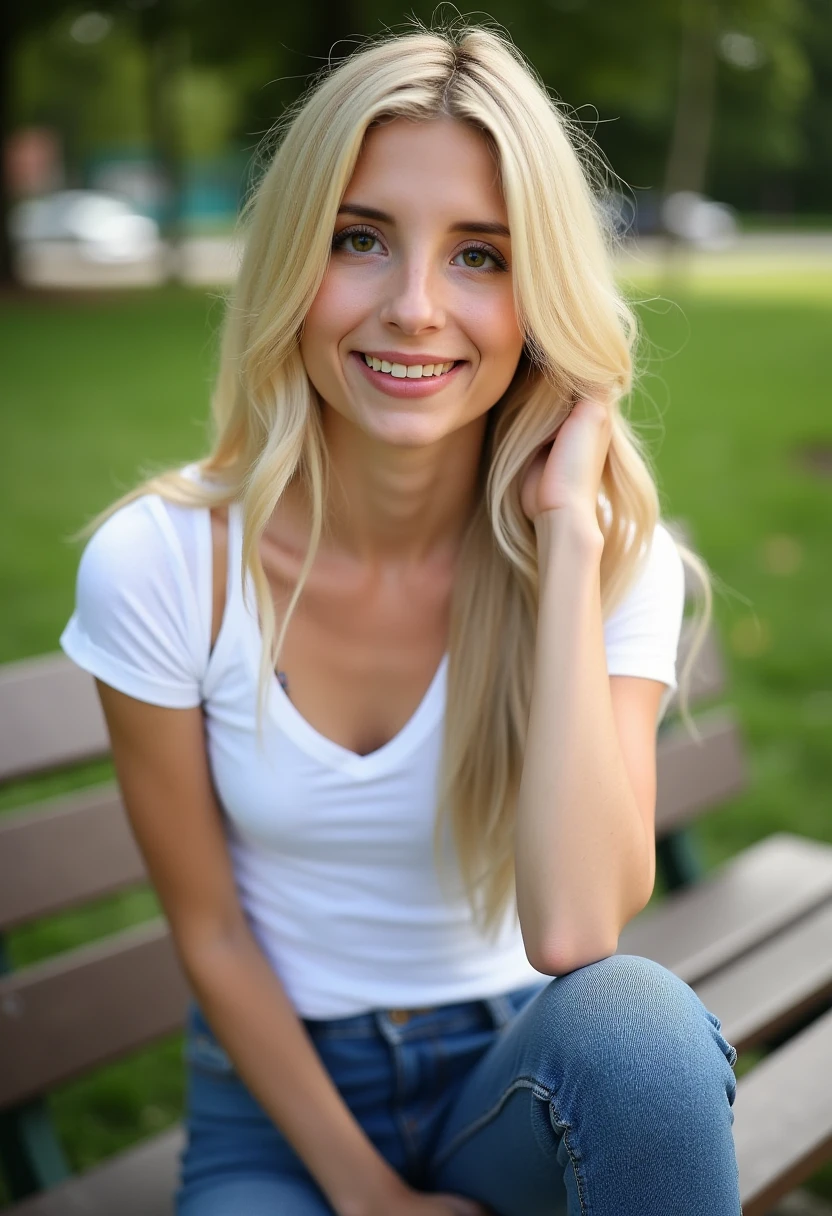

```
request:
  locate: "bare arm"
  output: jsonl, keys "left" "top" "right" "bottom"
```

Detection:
{"left": 97, "top": 684, "right": 412, "bottom": 1216}
{"left": 513, "top": 509, "right": 662, "bottom": 975}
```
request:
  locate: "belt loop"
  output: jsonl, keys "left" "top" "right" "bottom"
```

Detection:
{"left": 481, "top": 993, "right": 516, "bottom": 1030}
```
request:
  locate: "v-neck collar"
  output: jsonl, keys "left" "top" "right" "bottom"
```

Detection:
{"left": 223, "top": 503, "right": 448, "bottom": 779}
{"left": 267, "top": 653, "right": 448, "bottom": 779}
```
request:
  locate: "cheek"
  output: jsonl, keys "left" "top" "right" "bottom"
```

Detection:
{"left": 302, "top": 285, "right": 337, "bottom": 360}
{"left": 462, "top": 287, "right": 523, "bottom": 363}
{"left": 302, "top": 274, "right": 358, "bottom": 367}
{"left": 307, "top": 270, "right": 372, "bottom": 337}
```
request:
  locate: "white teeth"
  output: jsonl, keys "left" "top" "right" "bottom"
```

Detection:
{"left": 361, "top": 355, "right": 456, "bottom": 378}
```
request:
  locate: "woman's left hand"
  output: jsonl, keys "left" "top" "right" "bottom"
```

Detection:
{"left": 519, "top": 396, "right": 612, "bottom": 525}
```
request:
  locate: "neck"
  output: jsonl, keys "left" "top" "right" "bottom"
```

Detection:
{"left": 284, "top": 407, "right": 489, "bottom": 566}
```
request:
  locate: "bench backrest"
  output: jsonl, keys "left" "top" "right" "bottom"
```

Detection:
{"left": 0, "top": 545, "right": 747, "bottom": 1114}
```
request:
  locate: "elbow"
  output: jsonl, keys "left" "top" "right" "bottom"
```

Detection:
{"left": 524, "top": 930, "right": 620, "bottom": 977}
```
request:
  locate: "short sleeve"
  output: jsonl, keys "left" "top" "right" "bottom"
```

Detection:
{"left": 603, "top": 523, "right": 685, "bottom": 692}
{"left": 60, "top": 496, "right": 207, "bottom": 708}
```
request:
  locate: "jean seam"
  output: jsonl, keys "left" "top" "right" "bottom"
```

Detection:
{"left": 430, "top": 1074, "right": 552, "bottom": 1171}
{"left": 549, "top": 1099, "right": 589, "bottom": 1216}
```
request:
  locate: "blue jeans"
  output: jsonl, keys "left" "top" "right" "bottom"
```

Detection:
{"left": 176, "top": 954, "right": 740, "bottom": 1214}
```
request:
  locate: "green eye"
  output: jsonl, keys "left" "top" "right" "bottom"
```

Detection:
{"left": 331, "top": 227, "right": 382, "bottom": 255}
{"left": 462, "top": 249, "right": 487, "bottom": 268}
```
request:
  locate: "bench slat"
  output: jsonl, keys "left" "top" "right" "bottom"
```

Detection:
{"left": 618, "top": 833, "right": 832, "bottom": 983}
{"left": 0, "top": 922, "right": 189, "bottom": 1108}
{"left": 735, "top": 1004, "right": 832, "bottom": 1215}
{"left": 8, "top": 1126, "right": 183, "bottom": 1216}
{"left": 654, "top": 707, "right": 747, "bottom": 835}
{"left": 0, "top": 785, "right": 146, "bottom": 931}
{"left": 694, "top": 900, "right": 832, "bottom": 1053}
{"left": 0, "top": 654, "right": 109, "bottom": 784}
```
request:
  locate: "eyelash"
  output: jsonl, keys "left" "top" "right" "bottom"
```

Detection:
{"left": 331, "top": 224, "right": 508, "bottom": 272}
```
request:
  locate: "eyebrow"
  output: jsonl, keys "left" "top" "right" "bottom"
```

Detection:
{"left": 336, "top": 202, "right": 510, "bottom": 239}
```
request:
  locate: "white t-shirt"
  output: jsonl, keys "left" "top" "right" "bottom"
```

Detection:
{"left": 60, "top": 489, "right": 685, "bottom": 1018}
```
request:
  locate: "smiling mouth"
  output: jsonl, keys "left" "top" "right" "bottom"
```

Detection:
{"left": 360, "top": 354, "right": 458, "bottom": 379}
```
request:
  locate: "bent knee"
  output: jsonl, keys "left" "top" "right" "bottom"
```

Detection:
{"left": 532, "top": 954, "right": 730, "bottom": 1064}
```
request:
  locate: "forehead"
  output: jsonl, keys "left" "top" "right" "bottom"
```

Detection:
{"left": 344, "top": 116, "right": 507, "bottom": 223}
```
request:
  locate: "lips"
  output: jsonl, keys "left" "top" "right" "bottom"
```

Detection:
{"left": 350, "top": 350, "right": 466, "bottom": 397}
{"left": 360, "top": 353, "right": 457, "bottom": 379}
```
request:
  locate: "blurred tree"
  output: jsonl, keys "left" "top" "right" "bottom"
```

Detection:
{"left": 1, "top": 0, "right": 71, "bottom": 285}
{"left": 129, "top": 0, "right": 190, "bottom": 250}
{"left": 790, "top": 0, "right": 832, "bottom": 212}
{"left": 184, "top": 0, "right": 361, "bottom": 151}
{"left": 663, "top": 0, "right": 720, "bottom": 198}
{"left": 2, "top": 0, "right": 826, "bottom": 291}
{"left": 353, "top": 0, "right": 811, "bottom": 222}
{"left": 709, "top": 0, "right": 812, "bottom": 211}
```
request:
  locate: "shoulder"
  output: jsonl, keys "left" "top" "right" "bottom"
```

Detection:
{"left": 608, "top": 522, "right": 685, "bottom": 618}
{"left": 635, "top": 521, "right": 685, "bottom": 596}
{"left": 78, "top": 493, "right": 178, "bottom": 570}
{"left": 603, "top": 521, "right": 686, "bottom": 688}
{"left": 61, "top": 491, "right": 212, "bottom": 708}
{"left": 74, "top": 494, "right": 204, "bottom": 610}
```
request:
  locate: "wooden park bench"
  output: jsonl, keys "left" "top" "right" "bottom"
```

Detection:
{"left": 1, "top": 542, "right": 832, "bottom": 1215}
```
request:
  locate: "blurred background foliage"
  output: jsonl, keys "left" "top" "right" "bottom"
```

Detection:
{"left": 2, "top": 0, "right": 832, "bottom": 275}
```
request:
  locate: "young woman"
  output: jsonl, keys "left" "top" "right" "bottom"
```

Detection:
{"left": 60, "top": 23, "right": 741, "bottom": 1216}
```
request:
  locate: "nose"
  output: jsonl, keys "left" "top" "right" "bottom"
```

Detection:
{"left": 378, "top": 255, "right": 446, "bottom": 334}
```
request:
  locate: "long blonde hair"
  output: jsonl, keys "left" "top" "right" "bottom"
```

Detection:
{"left": 94, "top": 21, "right": 711, "bottom": 935}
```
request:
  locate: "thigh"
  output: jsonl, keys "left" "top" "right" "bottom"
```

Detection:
{"left": 428, "top": 959, "right": 740, "bottom": 1216}
{"left": 177, "top": 1006, "right": 334, "bottom": 1212}
{"left": 177, "top": 1003, "right": 407, "bottom": 1210}
{"left": 427, "top": 983, "right": 571, "bottom": 1216}
{"left": 178, "top": 1175, "right": 334, "bottom": 1215}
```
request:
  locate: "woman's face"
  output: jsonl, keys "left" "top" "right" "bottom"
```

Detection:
{"left": 300, "top": 116, "right": 525, "bottom": 449}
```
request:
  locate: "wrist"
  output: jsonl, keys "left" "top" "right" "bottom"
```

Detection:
{"left": 534, "top": 506, "right": 603, "bottom": 567}
{"left": 333, "top": 1160, "right": 408, "bottom": 1216}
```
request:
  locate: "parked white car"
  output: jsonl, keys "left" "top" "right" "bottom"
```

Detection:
{"left": 660, "top": 191, "right": 739, "bottom": 251}
{"left": 9, "top": 190, "right": 161, "bottom": 264}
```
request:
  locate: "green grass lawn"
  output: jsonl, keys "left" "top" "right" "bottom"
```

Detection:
{"left": 1, "top": 273, "right": 831, "bottom": 1204}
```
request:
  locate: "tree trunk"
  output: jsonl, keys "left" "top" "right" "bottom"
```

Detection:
{"left": 664, "top": 0, "right": 720, "bottom": 198}
{"left": 660, "top": 0, "right": 720, "bottom": 285}
{"left": 0, "top": 5, "right": 18, "bottom": 289}
{"left": 138, "top": 9, "right": 189, "bottom": 280}
{"left": 306, "top": 0, "right": 360, "bottom": 76}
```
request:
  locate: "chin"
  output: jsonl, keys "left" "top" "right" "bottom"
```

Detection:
{"left": 361, "top": 409, "right": 454, "bottom": 450}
